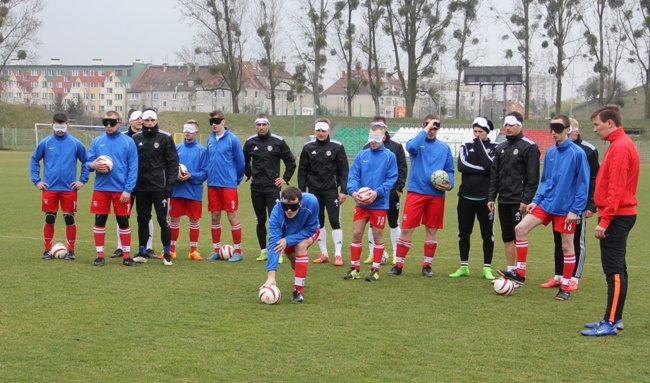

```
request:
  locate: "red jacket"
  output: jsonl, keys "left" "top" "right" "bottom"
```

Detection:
{"left": 594, "top": 128, "right": 640, "bottom": 229}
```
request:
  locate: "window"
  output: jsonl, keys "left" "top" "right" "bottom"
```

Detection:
{"left": 129, "top": 93, "right": 139, "bottom": 100}
{"left": 31, "top": 70, "right": 38, "bottom": 76}
{"left": 116, "top": 106, "right": 123, "bottom": 112}
{"left": 125, "top": 82, "right": 130, "bottom": 89}
{"left": 90, "top": 82, "right": 95, "bottom": 88}
{"left": 73, "top": 82, "right": 80, "bottom": 88}
{"left": 107, "top": 76, "right": 113, "bottom": 82}
{"left": 99, "top": 105, "right": 105, "bottom": 112}
{"left": 32, "top": 93, "right": 39, "bottom": 99}
{"left": 99, "top": 82, "right": 105, "bottom": 88}
{"left": 83, "top": 70, "right": 88, "bottom": 76}
{"left": 106, "top": 100, "right": 113, "bottom": 106}
{"left": 56, "top": 82, "right": 62, "bottom": 88}
{"left": 72, "top": 70, "right": 79, "bottom": 76}
{"left": 154, "top": 94, "right": 158, "bottom": 100}
{"left": 48, "top": 70, "right": 53, "bottom": 76}
{"left": 172, "top": 94, "right": 176, "bottom": 100}
{"left": 57, "top": 70, "right": 63, "bottom": 76}
{"left": 90, "top": 94, "right": 95, "bottom": 100}
{"left": 49, "top": 82, "right": 53, "bottom": 88}
{"left": 89, "top": 70, "right": 95, "bottom": 76}
{"left": 115, "top": 70, "right": 123, "bottom": 76}
{"left": 244, "top": 91, "right": 248, "bottom": 98}
{"left": 255, "top": 91, "right": 258, "bottom": 99}
{"left": 31, "top": 81, "right": 38, "bottom": 88}
{"left": 162, "top": 101, "right": 167, "bottom": 107}
{"left": 221, "top": 90, "right": 225, "bottom": 97}
{"left": 115, "top": 82, "right": 122, "bottom": 88}
{"left": 84, "top": 93, "right": 88, "bottom": 100}
{"left": 64, "top": 87, "right": 70, "bottom": 93}
{"left": 41, "top": 81, "right": 47, "bottom": 87}
{"left": 84, "top": 82, "right": 89, "bottom": 88}
{"left": 126, "top": 70, "right": 131, "bottom": 76}
{"left": 98, "top": 71, "right": 104, "bottom": 76}
{"left": 99, "top": 94, "right": 105, "bottom": 100}
{"left": 64, "top": 76, "right": 70, "bottom": 81}
{"left": 115, "top": 94, "right": 123, "bottom": 100}
{"left": 90, "top": 105, "right": 95, "bottom": 112}
{"left": 42, "top": 93, "right": 47, "bottom": 99}
{"left": 106, "top": 88, "right": 113, "bottom": 94}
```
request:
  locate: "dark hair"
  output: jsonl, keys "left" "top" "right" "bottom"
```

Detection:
{"left": 508, "top": 111, "right": 524, "bottom": 124}
{"left": 373, "top": 116, "right": 387, "bottom": 124}
{"left": 552, "top": 114, "right": 570, "bottom": 127}
{"left": 142, "top": 107, "right": 156, "bottom": 113}
{"left": 257, "top": 113, "right": 270, "bottom": 120}
{"left": 281, "top": 186, "right": 302, "bottom": 201}
{"left": 423, "top": 114, "right": 438, "bottom": 121}
{"left": 53, "top": 113, "right": 68, "bottom": 124}
{"left": 104, "top": 110, "right": 121, "bottom": 119}
{"left": 590, "top": 104, "right": 622, "bottom": 127}
{"left": 316, "top": 117, "right": 330, "bottom": 125}
{"left": 209, "top": 110, "right": 225, "bottom": 118}
{"left": 127, "top": 108, "right": 139, "bottom": 119}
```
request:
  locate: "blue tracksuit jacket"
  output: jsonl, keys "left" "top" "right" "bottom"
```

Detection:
{"left": 172, "top": 140, "right": 208, "bottom": 201}
{"left": 405, "top": 130, "right": 455, "bottom": 196}
{"left": 87, "top": 131, "right": 138, "bottom": 193}
{"left": 346, "top": 144, "right": 398, "bottom": 210}
{"left": 30, "top": 132, "right": 89, "bottom": 191}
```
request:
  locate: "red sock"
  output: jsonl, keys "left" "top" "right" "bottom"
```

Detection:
{"left": 93, "top": 226, "right": 105, "bottom": 258}
{"left": 395, "top": 238, "right": 411, "bottom": 268}
{"left": 423, "top": 240, "right": 437, "bottom": 268}
{"left": 372, "top": 242, "right": 384, "bottom": 271}
{"left": 232, "top": 223, "right": 242, "bottom": 254}
{"left": 119, "top": 227, "right": 131, "bottom": 258}
{"left": 294, "top": 255, "right": 308, "bottom": 293}
{"left": 189, "top": 222, "right": 200, "bottom": 252}
{"left": 170, "top": 222, "right": 180, "bottom": 252}
{"left": 515, "top": 239, "right": 528, "bottom": 277}
{"left": 562, "top": 254, "right": 576, "bottom": 291}
{"left": 211, "top": 224, "right": 222, "bottom": 250}
{"left": 43, "top": 222, "right": 55, "bottom": 250}
{"left": 350, "top": 242, "right": 362, "bottom": 270}
{"left": 65, "top": 224, "right": 76, "bottom": 251}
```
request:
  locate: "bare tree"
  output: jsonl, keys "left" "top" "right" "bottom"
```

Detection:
{"left": 498, "top": 0, "right": 540, "bottom": 119}
{"left": 582, "top": 0, "right": 627, "bottom": 106}
{"left": 449, "top": 0, "right": 480, "bottom": 119}
{"left": 177, "top": 0, "right": 246, "bottom": 113}
{"left": 359, "top": 0, "right": 386, "bottom": 116}
{"left": 538, "top": 0, "right": 585, "bottom": 115}
{"left": 617, "top": 0, "right": 650, "bottom": 118}
{"left": 333, "top": 0, "right": 361, "bottom": 116}
{"left": 382, "top": 0, "right": 452, "bottom": 118}
{"left": 0, "top": 0, "right": 45, "bottom": 75}
{"left": 254, "top": 0, "right": 287, "bottom": 115}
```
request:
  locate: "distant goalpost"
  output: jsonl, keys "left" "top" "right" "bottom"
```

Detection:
{"left": 33, "top": 123, "right": 117, "bottom": 147}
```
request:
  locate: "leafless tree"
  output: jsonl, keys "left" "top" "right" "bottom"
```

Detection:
{"left": 449, "top": 0, "right": 480, "bottom": 119}
{"left": 0, "top": 0, "right": 45, "bottom": 75}
{"left": 359, "top": 0, "right": 386, "bottom": 116}
{"left": 254, "top": 0, "right": 287, "bottom": 115}
{"left": 333, "top": 0, "right": 361, "bottom": 116}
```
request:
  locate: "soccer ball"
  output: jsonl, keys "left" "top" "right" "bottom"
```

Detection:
{"left": 179, "top": 164, "right": 188, "bottom": 176}
{"left": 219, "top": 244, "right": 235, "bottom": 260}
{"left": 96, "top": 155, "right": 114, "bottom": 173}
{"left": 51, "top": 243, "right": 67, "bottom": 259}
{"left": 430, "top": 170, "right": 449, "bottom": 187}
{"left": 493, "top": 277, "right": 515, "bottom": 296}
{"left": 259, "top": 285, "right": 282, "bottom": 305}
{"left": 357, "top": 187, "right": 373, "bottom": 201}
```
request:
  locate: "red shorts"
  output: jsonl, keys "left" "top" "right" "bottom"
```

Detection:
{"left": 170, "top": 197, "right": 203, "bottom": 220}
{"left": 353, "top": 206, "right": 388, "bottom": 229}
{"left": 208, "top": 187, "right": 239, "bottom": 212}
{"left": 42, "top": 191, "right": 78, "bottom": 212}
{"left": 401, "top": 192, "right": 445, "bottom": 229}
{"left": 91, "top": 191, "right": 132, "bottom": 216}
{"left": 285, "top": 228, "right": 320, "bottom": 255}
{"left": 530, "top": 206, "right": 576, "bottom": 234}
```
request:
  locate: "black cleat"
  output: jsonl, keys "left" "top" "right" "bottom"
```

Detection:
{"left": 123, "top": 257, "right": 136, "bottom": 266}
{"left": 93, "top": 257, "right": 105, "bottom": 267}
{"left": 555, "top": 289, "right": 570, "bottom": 301}
{"left": 144, "top": 248, "right": 157, "bottom": 258}
{"left": 291, "top": 289, "right": 304, "bottom": 303}
{"left": 497, "top": 269, "right": 526, "bottom": 284}
{"left": 422, "top": 266, "right": 434, "bottom": 277}
{"left": 343, "top": 268, "right": 361, "bottom": 280}
{"left": 387, "top": 266, "right": 402, "bottom": 276}
{"left": 42, "top": 250, "right": 53, "bottom": 260}
{"left": 365, "top": 270, "right": 379, "bottom": 282}
{"left": 64, "top": 250, "right": 76, "bottom": 261}
{"left": 111, "top": 248, "right": 123, "bottom": 258}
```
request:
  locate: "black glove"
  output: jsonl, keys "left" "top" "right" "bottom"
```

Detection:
{"left": 165, "top": 185, "right": 174, "bottom": 199}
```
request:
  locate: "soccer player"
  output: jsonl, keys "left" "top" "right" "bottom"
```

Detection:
{"left": 387, "top": 115, "right": 454, "bottom": 277}
{"left": 497, "top": 115, "right": 590, "bottom": 301}
{"left": 169, "top": 120, "right": 208, "bottom": 260}
{"left": 583, "top": 104, "right": 639, "bottom": 337}
{"left": 451, "top": 116, "right": 498, "bottom": 280}
{"left": 542, "top": 118, "right": 599, "bottom": 291}
{"left": 243, "top": 114, "right": 296, "bottom": 264}
{"left": 261, "top": 186, "right": 320, "bottom": 303}
{"left": 87, "top": 111, "right": 138, "bottom": 266}
{"left": 111, "top": 109, "right": 155, "bottom": 259}
{"left": 297, "top": 118, "right": 349, "bottom": 266}
{"left": 487, "top": 112, "right": 540, "bottom": 275}
{"left": 131, "top": 109, "right": 179, "bottom": 266}
{"left": 203, "top": 110, "right": 246, "bottom": 262}
{"left": 344, "top": 121, "right": 398, "bottom": 282}
{"left": 30, "top": 113, "right": 89, "bottom": 260}
{"left": 363, "top": 116, "right": 408, "bottom": 266}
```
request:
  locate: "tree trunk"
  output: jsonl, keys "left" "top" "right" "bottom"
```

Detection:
{"left": 645, "top": 69, "right": 650, "bottom": 119}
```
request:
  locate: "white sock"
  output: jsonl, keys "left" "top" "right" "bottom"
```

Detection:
{"left": 116, "top": 224, "right": 122, "bottom": 248}
{"left": 147, "top": 219, "right": 154, "bottom": 249}
{"left": 390, "top": 226, "right": 400, "bottom": 255}
{"left": 317, "top": 227, "right": 328, "bottom": 256}
{"left": 332, "top": 229, "right": 343, "bottom": 256}
{"left": 367, "top": 227, "right": 375, "bottom": 254}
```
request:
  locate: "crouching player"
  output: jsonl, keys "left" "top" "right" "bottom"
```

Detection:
{"left": 261, "top": 186, "right": 320, "bottom": 303}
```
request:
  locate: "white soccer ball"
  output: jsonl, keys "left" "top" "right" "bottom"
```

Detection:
{"left": 179, "top": 164, "right": 188, "bottom": 176}
{"left": 51, "top": 243, "right": 67, "bottom": 259}
{"left": 219, "top": 244, "right": 235, "bottom": 260}
{"left": 96, "top": 155, "right": 114, "bottom": 173}
{"left": 259, "top": 285, "right": 282, "bottom": 305}
{"left": 430, "top": 170, "right": 449, "bottom": 187}
{"left": 493, "top": 277, "right": 515, "bottom": 296}
{"left": 357, "top": 187, "right": 373, "bottom": 201}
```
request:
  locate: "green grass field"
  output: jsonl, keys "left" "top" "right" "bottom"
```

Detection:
{"left": 1, "top": 150, "right": 649, "bottom": 382}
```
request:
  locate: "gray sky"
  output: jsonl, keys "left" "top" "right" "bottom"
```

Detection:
{"left": 36, "top": 0, "right": 194, "bottom": 66}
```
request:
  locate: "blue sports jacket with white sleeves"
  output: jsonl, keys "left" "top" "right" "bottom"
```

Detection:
{"left": 206, "top": 128, "right": 245, "bottom": 187}
{"left": 405, "top": 130, "right": 455, "bottom": 197}
{"left": 30, "top": 132, "right": 89, "bottom": 191}
{"left": 346, "top": 144, "right": 398, "bottom": 210}
{"left": 532, "top": 138, "right": 590, "bottom": 216}
{"left": 172, "top": 139, "right": 208, "bottom": 201}
{"left": 87, "top": 130, "right": 138, "bottom": 193}
{"left": 266, "top": 192, "right": 320, "bottom": 272}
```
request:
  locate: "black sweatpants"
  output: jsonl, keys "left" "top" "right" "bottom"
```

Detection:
{"left": 251, "top": 189, "right": 280, "bottom": 249}
{"left": 135, "top": 190, "right": 171, "bottom": 249}
{"left": 457, "top": 197, "right": 494, "bottom": 265}
{"left": 310, "top": 188, "right": 341, "bottom": 229}
{"left": 599, "top": 215, "right": 636, "bottom": 323}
